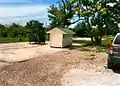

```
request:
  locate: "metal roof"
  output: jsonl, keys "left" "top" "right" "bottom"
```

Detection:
{"left": 47, "top": 27, "right": 75, "bottom": 34}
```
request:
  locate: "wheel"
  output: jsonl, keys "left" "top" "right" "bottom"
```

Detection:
{"left": 107, "top": 60, "right": 113, "bottom": 69}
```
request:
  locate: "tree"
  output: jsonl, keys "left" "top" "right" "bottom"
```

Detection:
{"left": 48, "top": 0, "right": 82, "bottom": 28}
{"left": 26, "top": 20, "right": 46, "bottom": 44}
{"left": 8, "top": 23, "right": 26, "bottom": 38}
{"left": 0, "top": 24, "right": 6, "bottom": 37}
{"left": 73, "top": 0, "right": 106, "bottom": 45}
{"left": 74, "top": 0, "right": 120, "bottom": 45}
{"left": 6, "top": 23, "right": 27, "bottom": 41}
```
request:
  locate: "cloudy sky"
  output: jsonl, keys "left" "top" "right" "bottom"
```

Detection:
{"left": 0, "top": 0, "right": 58, "bottom": 25}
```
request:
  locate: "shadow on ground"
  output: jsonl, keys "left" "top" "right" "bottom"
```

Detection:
{"left": 29, "top": 42, "right": 48, "bottom": 45}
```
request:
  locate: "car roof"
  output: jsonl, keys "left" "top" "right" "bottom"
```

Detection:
{"left": 116, "top": 33, "right": 120, "bottom": 35}
{"left": 112, "top": 33, "right": 120, "bottom": 45}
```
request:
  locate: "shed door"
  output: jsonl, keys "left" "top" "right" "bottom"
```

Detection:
{"left": 50, "top": 34, "right": 62, "bottom": 47}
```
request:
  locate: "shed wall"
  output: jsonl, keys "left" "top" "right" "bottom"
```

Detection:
{"left": 62, "top": 34, "right": 73, "bottom": 47}
{"left": 50, "top": 34, "right": 63, "bottom": 47}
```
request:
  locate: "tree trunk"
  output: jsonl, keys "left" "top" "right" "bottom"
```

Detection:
{"left": 92, "top": 36, "right": 102, "bottom": 45}
{"left": 94, "top": 38, "right": 102, "bottom": 45}
{"left": 90, "top": 36, "right": 94, "bottom": 45}
{"left": 85, "top": 16, "right": 103, "bottom": 46}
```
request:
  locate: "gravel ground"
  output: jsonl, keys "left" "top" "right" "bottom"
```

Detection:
{"left": 61, "top": 69, "right": 120, "bottom": 86}
{"left": 0, "top": 48, "right": 119, "bottom": 86}
{"left": 0, "top": 42, "right": 66, "bottom": 62}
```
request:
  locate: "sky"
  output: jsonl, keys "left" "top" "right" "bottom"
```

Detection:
{"left": 0, "top": 0, "right": 58, "bottom": 26}
{"left": 0, "top": 0, "right": 117, "bottom": 28}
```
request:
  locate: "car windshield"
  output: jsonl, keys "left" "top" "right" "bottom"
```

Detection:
{"left": 114, "top": 34, "right": 120, "bottom": 44}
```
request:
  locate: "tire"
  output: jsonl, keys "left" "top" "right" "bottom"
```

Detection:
{"left": 107, "top": 60, "right": 113, "bottom": 69}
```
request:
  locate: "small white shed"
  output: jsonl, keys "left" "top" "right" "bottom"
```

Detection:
{"left": 47, "top": 27, "right": 75, "bottom": 48}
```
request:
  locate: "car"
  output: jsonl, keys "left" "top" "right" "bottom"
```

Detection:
{"left": 108, "top": 33, "right": 120, "bottom": 69}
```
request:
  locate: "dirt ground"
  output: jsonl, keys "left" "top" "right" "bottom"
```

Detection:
{"left": 0, "top": 46, "right": 116, "bottom": 86}
{"left": 0, "top": 42, "right": 120, "bottom": 86}
{"left": 0, "top": 42, "right": 66, "bottom": 62}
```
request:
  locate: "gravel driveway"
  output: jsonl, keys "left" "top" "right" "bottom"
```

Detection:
{"left": 0, "top": 45, "right": 120, "bottom": 86}
{"left": 61, "top": 69, "right": 120, "bottom": 86}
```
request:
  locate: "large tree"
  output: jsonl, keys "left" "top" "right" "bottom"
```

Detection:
{"left": 48, "top": 0, "right": 83, "bottom": 28}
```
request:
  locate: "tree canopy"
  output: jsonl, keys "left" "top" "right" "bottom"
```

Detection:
{"left": 0, "top": 20, "right": 46, "bottom": 44}
{"left": 0, "top": 23, "right": 26, "bottom": 41}
{"left": 26, "top": 20, "right": 46, "bottom": 44}
{"left": 48, "top": 0, "right": 83, "bottom": 28}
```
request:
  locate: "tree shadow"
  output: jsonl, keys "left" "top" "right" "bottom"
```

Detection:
{"left": 29, "top": 42, "right": 48, "bottom": 45}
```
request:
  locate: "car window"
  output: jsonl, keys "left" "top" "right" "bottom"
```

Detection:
{"left": 114, "top": 34, "right": 120, "bottom": 44}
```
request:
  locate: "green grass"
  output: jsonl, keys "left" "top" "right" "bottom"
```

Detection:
{"left": 102, "top": 35, "right": 114, "bottom": 46}
{"left": 0, "top": 36, "right": 49, "bottom": 43}
{"left": 0, "top": 36, "right": 114, "bottom": 52}
{"left": 0, "top": 38, "right": 28, "bottom": 43}
{"left": 73, "top": 35, "right": 114, "bottom": 52}
{"left": 100, "top": 35, "right": 114, "bottom": 52}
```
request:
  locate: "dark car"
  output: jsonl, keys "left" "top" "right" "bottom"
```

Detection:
{"left": 108, "top": 33, "right": 120, "bottom": 69}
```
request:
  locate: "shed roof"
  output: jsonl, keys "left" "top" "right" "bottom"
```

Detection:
{"left": 47, "top": 27, "right": 75, "bottom": 34}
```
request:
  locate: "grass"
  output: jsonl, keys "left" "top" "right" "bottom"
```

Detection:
{"left": 0, "top": 36, "right": 48, "bottom": 43}
{"left": 102, "top": 35, "right": 114, "bottom": 46}
{"left": 100, "top": 35, "right": 114, "bottom": 52}
{"left": 73, "top": 35, "right": 114, "bottom": 52}
{"left": 0, "top": 37, "right": 28, "bottom": 43}
{"left": 0, "top": 36, "right": 114, "bottom": 52}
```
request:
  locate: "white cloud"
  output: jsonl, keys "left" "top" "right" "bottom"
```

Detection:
{"left": 0, "top": 4, "right": 49, "bottom": 25}
{"left": 0, "top": 15, "right": 49, "bottom": 25}
{"left": 0, "top": 5, "right": 49, "bottom": 18}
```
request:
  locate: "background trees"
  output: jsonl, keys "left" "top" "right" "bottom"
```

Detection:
{"left": 0, "top": 23, "right": 26, "bottom": 38}
{"left": 0, "top": 23, "right": 27, "bottom": 42}
{"left": 0, "top": 24, "right": 7, "bottom": 37}
{"left": 8, "top": 23, "right": 26, "bottom": 39}
{"left": 74, "top": 22, "right": 88, "bottom": 37}
{"left": 0, "top": 20, "right": 46, "bottom": 44}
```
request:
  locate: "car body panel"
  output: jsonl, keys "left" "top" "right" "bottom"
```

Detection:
{"left": 108, "top": 33, "right": 120, "bottom": 64}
